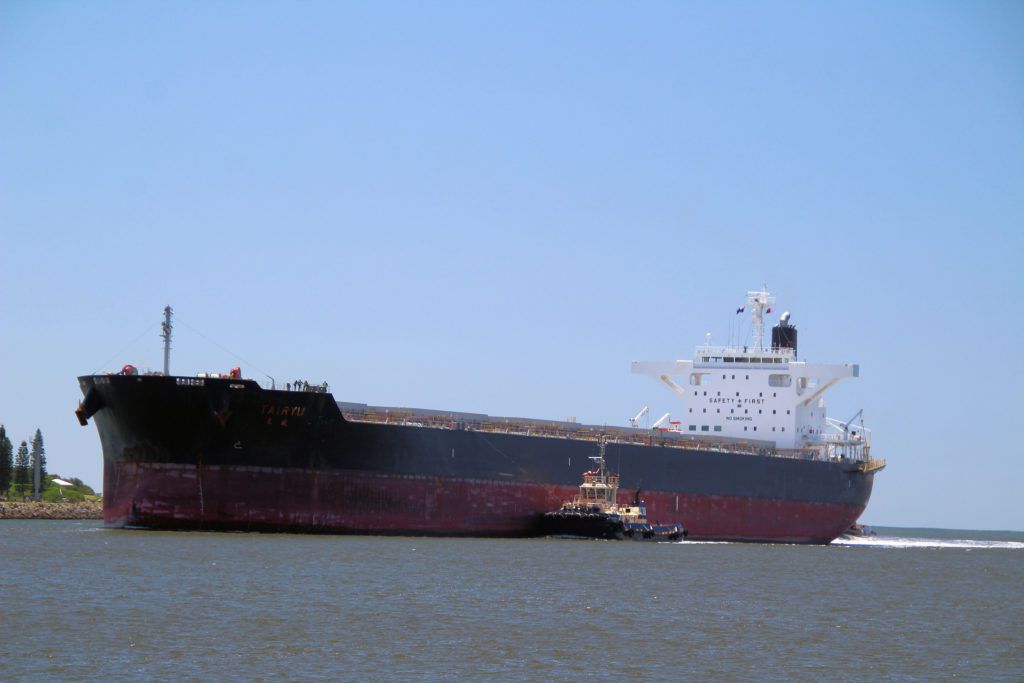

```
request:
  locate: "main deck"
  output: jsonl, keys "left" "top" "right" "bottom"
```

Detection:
{"left": 337, "top": 402, "right": 884, "bottom": 471}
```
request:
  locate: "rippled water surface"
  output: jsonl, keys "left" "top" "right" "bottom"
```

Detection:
{"left": 2, "top": 522, "right": 1021, "bottom": 680}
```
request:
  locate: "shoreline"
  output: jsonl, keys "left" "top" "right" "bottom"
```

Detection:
{"left": 0, "top": 501, "right": 103, "bottom": 520}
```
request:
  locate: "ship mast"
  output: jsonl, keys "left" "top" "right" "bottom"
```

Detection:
{"left": 746, "top": 285, "right": 775, "bottom": 351}
{"left": 161, "top": 305, "right": 173, "bottom": 376}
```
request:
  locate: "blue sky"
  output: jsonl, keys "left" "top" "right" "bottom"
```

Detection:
{"left": 2, "top": 2, "right": 1022, "bottom": 530}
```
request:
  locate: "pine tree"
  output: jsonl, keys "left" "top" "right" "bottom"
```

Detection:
{"left": 13, "top": 440, "right": 30, "bottom": 499}
{"left": 30, "top": 429, "right": 47, "bottom": 498}
{"left": 0, "top": 425, "right": 12, "bottom": 497}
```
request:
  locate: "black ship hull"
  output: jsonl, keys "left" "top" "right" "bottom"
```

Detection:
{"left": 77, "top": 374, "right": 878, "bottom": 543}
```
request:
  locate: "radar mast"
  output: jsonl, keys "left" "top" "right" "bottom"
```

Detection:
{"left": 747, "top": 285, "right": 775, "bottom": 351}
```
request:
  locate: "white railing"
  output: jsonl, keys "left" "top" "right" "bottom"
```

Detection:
{"left": 823, "top": 417, "right": 871, "bottom": 444}
{"left": 800, "top": 418, "right": 872, "bottom": 462}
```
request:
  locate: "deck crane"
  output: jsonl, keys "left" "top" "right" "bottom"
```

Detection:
{"left": 629, "top": 406, "right": 649, "bottom": 428}
{"left": 651, "top": 412, "right": 671, "bottom": 430}
{"left": 841, "top": 409, "right": 864, "bottom": 440}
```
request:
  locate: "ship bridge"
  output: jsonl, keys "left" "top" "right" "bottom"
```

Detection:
{"left": 630, "top": 287, "right": 866, "bottom": 457}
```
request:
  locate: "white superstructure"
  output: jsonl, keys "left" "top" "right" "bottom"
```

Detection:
{"left": 631, "top": 286, "right": 869, "bottom": 461}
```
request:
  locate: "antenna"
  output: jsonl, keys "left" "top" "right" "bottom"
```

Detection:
{"left": 161, "top": 306, "right": 173, "bottom": 376}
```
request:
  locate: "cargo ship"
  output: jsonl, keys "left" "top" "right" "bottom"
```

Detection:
{"left": 75, "top": 289, "right": 884, "bottom": 543}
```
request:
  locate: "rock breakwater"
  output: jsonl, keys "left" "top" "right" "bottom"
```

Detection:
{"left": 0, "top": 501, "right": 103, "bottom": 520}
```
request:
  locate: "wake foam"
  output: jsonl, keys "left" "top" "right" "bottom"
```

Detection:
{"left": 831, "top": 535, "right": 1024, "bottom": 549}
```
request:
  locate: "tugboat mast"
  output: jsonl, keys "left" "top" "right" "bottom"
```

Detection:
{"left": 161, "top": 305, "right": 173, "bottom": 376}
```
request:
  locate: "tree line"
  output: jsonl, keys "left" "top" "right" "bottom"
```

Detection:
{"left": 0, "top": 425, "right": 96, "bottom": 501}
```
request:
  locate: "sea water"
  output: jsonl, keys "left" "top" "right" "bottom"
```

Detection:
{"left": 1, "top": 522, "right": 1021, "bottom": 681}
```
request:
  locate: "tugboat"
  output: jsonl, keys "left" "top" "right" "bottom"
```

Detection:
{"left": 539, "top": 442, "right": 687, "bottom": 542}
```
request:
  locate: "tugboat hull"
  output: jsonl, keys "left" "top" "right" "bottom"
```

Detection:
{"left": 538, "top": 511, "right": 687, "bottom": 543}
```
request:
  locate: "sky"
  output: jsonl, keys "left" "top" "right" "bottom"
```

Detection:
{"left": 2, "top": 1, "right": 1022, "bottom": 531}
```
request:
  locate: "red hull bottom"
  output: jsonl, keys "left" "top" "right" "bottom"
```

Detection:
{"left": 104, "top": 462, "right": 864, "bottom": 544}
